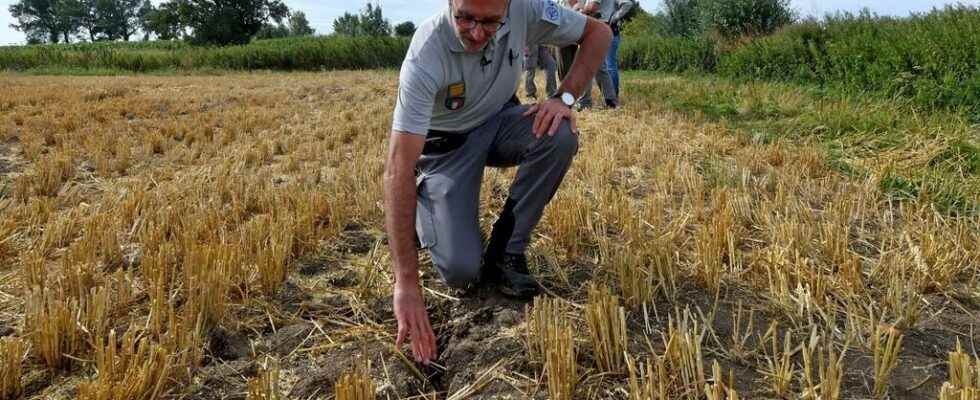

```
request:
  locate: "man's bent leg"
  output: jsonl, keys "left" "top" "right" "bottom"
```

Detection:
{"left": 487, "top": 105, "right": 580, "bottom": 255}
{"left": 415, "top": 133, "right": 493, "bottom": 289}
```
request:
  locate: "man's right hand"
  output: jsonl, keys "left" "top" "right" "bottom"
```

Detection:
{"left": 393, "top": 281, "right": 437, "bottom": 364}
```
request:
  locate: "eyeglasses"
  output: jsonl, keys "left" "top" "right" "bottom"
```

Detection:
{"left": 453, "top": 15, "right": 506, "bottom": 33}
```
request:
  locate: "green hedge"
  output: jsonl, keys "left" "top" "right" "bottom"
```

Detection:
{"left": 0, "top": 36, "right": 410, "bottom": 72}
{"left": 620, "top": 5, "right": 980, "bottom": 119}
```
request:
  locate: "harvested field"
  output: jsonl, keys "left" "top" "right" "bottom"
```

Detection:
{"left": 0, "top": 71, "right": 977, "bottom": 399}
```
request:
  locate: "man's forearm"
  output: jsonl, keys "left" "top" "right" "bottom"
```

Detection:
{"left": 561, "top": 20, "right": 613, "bottom": 98}
{"left": 384, "top": 147, "right": 421, "bottom": 287}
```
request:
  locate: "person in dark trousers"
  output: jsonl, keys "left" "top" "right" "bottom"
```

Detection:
{"left": 524, "top": 44, "right": 558, "bottom": 100}
{"left": 556, "top": 0, "right": 617, "bottom": 108}
{"left": 385, "top": 0, "right": 611, "bottom": 365}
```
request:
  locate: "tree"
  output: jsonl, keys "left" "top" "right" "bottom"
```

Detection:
{"left": 359, "top": 3, "right": 390, "bottom": 37}
{"left": 143, "top": 0, "right": 190, "bottom": 40}
{"left": 332, "top": 11, "right": 360, "bottom": 36}
{"left": 183, "top": 0, "right": 289, "bottom": 45}
{"left": 136, "top": 0, "right": 153, "bottom": 40}
{"left": 254, "top": 22, "right": 290, "bottom": 39}
{"left": 394, "top": 21, "right": 415, "bottom": 37}
{"left": 288, "top": 11, "right": 314, "bottom": 36}
{"left": 87, "top": 0, "right": 142, "bottom": 41}
{"left": 9, "top": 0, "right": 85, "bottom": 43}
{"left": 332, "top": 2, "right": 391, "bottom": 37}
{"left": 662, "top": 0, "right": 702, "bottom": 36}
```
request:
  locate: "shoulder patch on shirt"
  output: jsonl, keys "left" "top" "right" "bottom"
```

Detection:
{"left": 542, "top": 1, "right": 562, "bottom": 25}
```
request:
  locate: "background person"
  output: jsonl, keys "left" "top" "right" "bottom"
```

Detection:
{"left": 606, "top": 0, "right": 636, "bottom": 97}
{"left": 558, "top": 0, "right": 617, "bottom": 109}
{"left": 524, "top": 44, "right": 559, "bottom": 100}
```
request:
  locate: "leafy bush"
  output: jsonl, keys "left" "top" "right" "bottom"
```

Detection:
{"left": 620, "top": 34, "right": 717, "bottom": 72}
{"left": 720, "top": 6, "right": 980, "bottom": 119}
{"left": 699, "top": 0, "right": 795, "bottom": 38}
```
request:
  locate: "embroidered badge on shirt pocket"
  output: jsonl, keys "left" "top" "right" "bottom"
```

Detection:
{"left": 445, "top": 81, "right": 465, "bottom": 110}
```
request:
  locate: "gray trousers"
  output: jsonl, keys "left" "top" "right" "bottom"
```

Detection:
{"left": 415, "top": 103, "right": 579, "bottom": 288}
{"left": 556, "top": 41, "right": 616, "bottom": 107}
{"left": 580, "top": 61, "right": 616, "bottom": 107}
{"left": 525, "top": 45, "right": 557, "bottom": 98}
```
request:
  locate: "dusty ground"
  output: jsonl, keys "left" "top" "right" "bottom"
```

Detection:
{"left": 0, "top": 71, "right": 977, "bottom": 399}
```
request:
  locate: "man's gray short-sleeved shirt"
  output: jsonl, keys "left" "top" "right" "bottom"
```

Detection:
{"left": 392, "top": 0, "right": 587, "bottom": 136}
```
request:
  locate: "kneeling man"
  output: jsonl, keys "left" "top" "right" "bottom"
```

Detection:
{"left": 384, "top": 0, "right": 611, "bottom": 364}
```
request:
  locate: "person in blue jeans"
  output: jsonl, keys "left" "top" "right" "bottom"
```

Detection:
{"left": 606, "top": 0, "right": 635, "bottom": 97}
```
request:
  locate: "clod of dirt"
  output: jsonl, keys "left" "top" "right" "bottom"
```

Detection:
{"left": 296, "top": 256, "right": 334, "bottom": 276}
{"left": 272, "top": 280, "right": 312, "bottom": 313}
{"left": 269, "top": 322, "right": 315, "bottom": 356}
{"left": 0, "top": 321, "right": 13, "bottom": 337}
{"left": 208, "top": 326, "right": 252, "bottom": 361}
{"left": 438, "top": 290, "right": 532, "bottom": 398}
{"left": 186, "top": 359, "right": 255, "bottom": 400}
{"left": 288, "top": 343, "right": 423, "bottom": 399}
{"left": 337, "top": 228, "right": 377, "bottom": 254}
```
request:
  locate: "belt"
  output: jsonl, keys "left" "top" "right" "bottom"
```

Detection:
{"left": 421, "top": 94, "right": 521, "bottom": 156}
{"left": 422, "top": 130, "right": 469, "bottom": 155}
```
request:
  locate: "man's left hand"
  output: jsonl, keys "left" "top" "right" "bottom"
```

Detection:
{"left": 522, "top": 99, "right": 579, "bottom": 139}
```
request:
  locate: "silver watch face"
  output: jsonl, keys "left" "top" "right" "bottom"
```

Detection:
{"left": 560, "top": 92, "right": 575, "bottom": 106}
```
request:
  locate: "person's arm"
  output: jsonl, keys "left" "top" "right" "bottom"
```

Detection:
{"left": 583, "top": 0, "right": 601, "bottom": 15}
{"left": 524, "top": 17, "right": 612, "bottom": 136}
{"left": 384, "top": 130, "right": 437, "bottom": 365}
{"left": 610, "top": 0, "right": 635, "bottom": 25}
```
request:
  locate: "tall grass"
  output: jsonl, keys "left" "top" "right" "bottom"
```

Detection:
{"left": 0, "top": 36, "right": 410, "bottom": 72}
{"left": 620, "top": 5, "right": 980, "bottom": 119}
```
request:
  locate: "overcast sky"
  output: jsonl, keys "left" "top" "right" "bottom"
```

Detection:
{"left": 0, "top": 0, "right": 969, "bottom": 45}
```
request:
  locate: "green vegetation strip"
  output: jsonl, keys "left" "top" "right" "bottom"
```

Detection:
{"left": 627, "top": 71, "right": 980, "bottom": 216}
{"left": 0, "top": 36, "right": 410, "bottom": 73}
{"left": 620, "top": 6, "right": 980, "bottom": 121}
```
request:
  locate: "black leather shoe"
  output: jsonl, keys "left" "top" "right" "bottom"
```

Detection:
{"left": 495, "top": 253, "right": 540, "bottom": 299}
{"left": 482, "top": 198, "right": 517, "bottom": 284}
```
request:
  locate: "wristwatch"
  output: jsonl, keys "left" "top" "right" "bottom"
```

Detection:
{"left": 552, "top": 91, "right": 576, "bottom": 109}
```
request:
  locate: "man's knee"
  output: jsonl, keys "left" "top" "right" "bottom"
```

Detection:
{"left": 548, "top": 121, "right": 579, "bottom": 159}
{"left": 438, "top": 253, "right": 482, "bottom": 289}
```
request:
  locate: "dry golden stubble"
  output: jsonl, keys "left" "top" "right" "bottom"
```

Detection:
{"left": 0, "top": 337, "right": 25, "bottom": 400}
{"left": 662, "top": 308, "right": 707, "bottom": 399}
{"left": 24, "top": 287, "right": 84, "bottom": 371}
{"left": 693, "top": 190, "right": 740, "bottom": 293}
{"left": 247, "top": 356, "right": 283, "bottom": 400}
{"left": 704, "top": 360, "right": 739, "bottom": 400}
{"left": 626, "top": 353, "right": 669, "bottom": 400}
{"left": 76, "top": 327, "right": 175, "bottom": 400}
{"left": 800, "top": 328, "right": 846, "bottom": 400}
{"left": 12, "top": 151, "right": 75, "bottom": 200}
{"left": 940, "top": 339, "right": 979, "bottom": 399}
{"left": 871, "top": 323, "right": 904, "bottom": 400}
{"left": 334, "top": 361, "right": 375, "bottom": 400}
{"left": 525, "top": 296, "right": 578, "bottom": 400}
{"left": 759, "top": 322, "right": 796, "bottom": 398}
{"left": 585, "top": 283, "right": 629, "bottom": 374}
